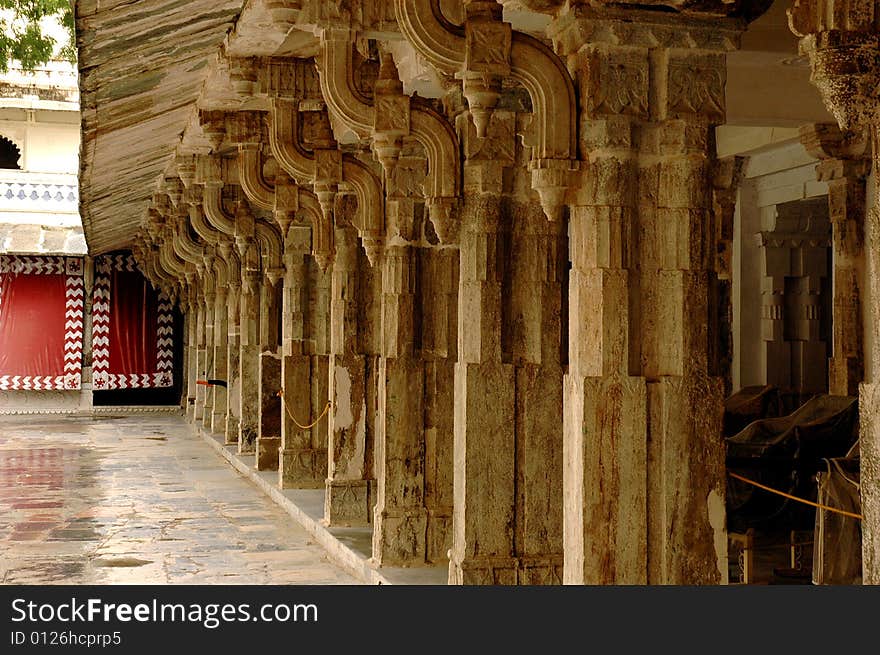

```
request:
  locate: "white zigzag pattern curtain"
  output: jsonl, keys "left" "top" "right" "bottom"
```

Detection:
{"left": 92, "top": 253, "right": 173, "bottom": 390}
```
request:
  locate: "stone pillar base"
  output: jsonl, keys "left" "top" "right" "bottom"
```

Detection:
{"left": 372, "top": 508, "right": 428, "bottom": 566}
{"left": 211, "top": 411, "right": 226, "bottom": 436}
{"left": 238, "top": 423, "right": 257, "bottom": 454}
{"left": 324, "top": 479, "right": 374, "bottom": 527}
{"left": 224, "top": 419, "right": 239, "bottom": 445}
{"left": 449, "top": 555, "right": 564, "bottom": 585}
{"left": 256, "top": 437, "right": 281, "bottom": 470}
{"left": 278, "top": 448, "right": 326, "bottom": 489}
{"left": 426, "top": 508, "right": 452, "bottom": 565}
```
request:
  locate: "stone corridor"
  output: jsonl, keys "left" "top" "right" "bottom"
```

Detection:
{"left": 0, "top": 414, "right": 357, "bottom": 585}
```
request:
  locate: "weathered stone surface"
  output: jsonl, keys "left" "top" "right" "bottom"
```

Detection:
{"left": 256, "top": 351, "right": 282, "bottom": 470}
{"left": 77, "top": 0, "right": 245, "bottom": 254}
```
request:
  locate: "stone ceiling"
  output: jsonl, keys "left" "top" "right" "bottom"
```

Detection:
{"left": 77, "top": 0, "right": 245, "bottom": 254}
{"left": 76, "top": 0, "right": 831, "bottom": 255}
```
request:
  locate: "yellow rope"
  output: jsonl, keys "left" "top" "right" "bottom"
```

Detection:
{"left": 728, "top": 471, "right": 863, "bottom": 521}
{"left": 276, "top": 390, "right": 331, "bottom": 430}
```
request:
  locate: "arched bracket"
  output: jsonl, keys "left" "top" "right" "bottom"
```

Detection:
{"left": 342, "top": 156, "right": 385, "bottom": 267}
{"left": 395, "top": 0, "right": 577, "bottom": 220}
{"left": 300, "top": 189, "right": 335, "bottom": 272}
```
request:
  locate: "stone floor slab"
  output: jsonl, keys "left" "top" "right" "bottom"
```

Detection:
{"left": 0, "top": 414, "right": 358, "bottom": 585}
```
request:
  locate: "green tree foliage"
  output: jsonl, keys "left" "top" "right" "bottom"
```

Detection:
{"left": 0, "top": 0, "right": 75, "bottom": 72}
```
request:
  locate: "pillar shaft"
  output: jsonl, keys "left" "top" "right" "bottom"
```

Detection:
{"left": 422, "top": 247, "right": 457, "bottom": 564}
{"left": 373, "top": 199, "right": 427, "bottom": 564}
{"left": 562, "top": 33, "right": 729, "bottom": 584}
{"left": 193, "top": 294, "right": 207, "bottom": 421}
{"left": 225, "top": 276, "right": 242, "bottom": 444}
{"left": 238, "top": 255, "right": 261, "bottom": 453}
{"left": 201, "top": 284, "right": 216, "bottom": 428}
{"left": 325, "top": 224, "right": 375, "bottom": 526}
{"left": 257, "top": 278, "right": 282, "bottom": 470}
{"left": 279, "top": 226, "right": 329, "bottom": 488}
{"left": 211, "top": 285, "right": 229, "bottom": 433}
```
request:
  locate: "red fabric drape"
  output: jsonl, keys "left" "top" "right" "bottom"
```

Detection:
{"left": 107, "top": 269, "right": 159, "bottom": 376}
{"left": 0, "top": 272, "right": 67, "bottom": 377}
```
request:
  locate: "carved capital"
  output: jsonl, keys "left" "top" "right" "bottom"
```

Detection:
{"left": 789, "top": 1, "right": 880, "bottom": 130}
{"left": 800, "top": 122, "right": 868, "bottom": 160}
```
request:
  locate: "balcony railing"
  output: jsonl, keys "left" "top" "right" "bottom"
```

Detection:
{"left": 0, "top": 171, "right": 79, "bottom": 218}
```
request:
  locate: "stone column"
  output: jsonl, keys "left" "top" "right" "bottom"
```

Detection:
{"left": 372, "top": 198, "right": 426, "bottom": 566}
{"left": 201, "top": 263, "right": 216, "bottom": 428}
{"left": 509, "top": 196, "right": 566, "bottom": 584}
{"left": 210, "top": 266, "right": 229, "bottom": 433}
{"left": 449, "top": 110, "right": 516, "bottom": 584}
{"left": 557, "top": 10, "right": 737, "bottom": 584}
{"left": 225, "top": 253, "right": 242, "bottom": 444}
{"left": 422, "top": 246, "right": 457, "bottom": 565}
{"left": 788, "top": 0, "right": 880, "bottom": 581}
{"left": 325, "top": 222, "right": 374, "bottom": 526}
{"left": 239, "top": 245, "right": 261, "bottom": 454}
{"left": 279, "top": 225, "right": 328, "bottom": 488}
{"left": 192, "top": 278, "right": 208, "bottom": 423}
{"left": 800, "top": 124, "right": 870, "bottom": 397}
{"left": 257, "top": 275, "right": 283, "bottom": 470}
{"left": 184, "top": 286, "right": 199, "bottom": 421}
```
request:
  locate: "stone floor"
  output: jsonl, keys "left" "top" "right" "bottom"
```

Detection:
{"left": 0, "top": 413, "right": 358, "bottom": 585}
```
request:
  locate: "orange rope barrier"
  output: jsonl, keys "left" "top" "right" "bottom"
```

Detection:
{"left": 727, "top": 471, "right": 863, "bottom": 521}
{"left": 276, "top": 389, "right": 331, "bottom": 430}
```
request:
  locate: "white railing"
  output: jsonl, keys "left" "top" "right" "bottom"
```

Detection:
{"left": 0, "top": 170, "right": 79, "bottom": 217}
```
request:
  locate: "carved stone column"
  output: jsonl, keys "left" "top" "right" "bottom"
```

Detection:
{"left": 788, "top": 0, "right": 880, "bottom": 582}
{"left": 257, "top": 273, "right": 283, "bottom": 470}
{"left": 450, "top": 169, "right": 514, "bottom": 584}
{"left": 421, "top": 245, "right": 457, "bottom": 565}
{"left": 325, "top": 219, "right": 375, "bottom": 526}
{"left": 556, "top": 7, "right": 739, "bottom": 584}
{"left": 225, "top": 250, "right": 242, "bottom": 445}
{"left": 279, "top": 225, "right": 328, "bottom": 489}
{"left": 372, "top": 197, "right": 426, "bottom": 566}
{"left": 238, "top": 240, "right": 261, "bottom": 454}
{"left": 210, "top": 254, "right": 230, "bottom": 433}
{"left": 800, "top": 124, "right": 870, "bottom": 397}
{"left": 191, "top": 273, "right": 209, "bottom": 423}
{"left": 200, "top": 261, "right": 216, "bottom": 428}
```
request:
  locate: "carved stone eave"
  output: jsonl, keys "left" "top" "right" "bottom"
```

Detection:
{"left": 173, "top": 209, "right": 207, "bottom": 265}
{"left": 550, "top": 5, "right": 745, "bottom": 53}
{"left": 238, "top": 144, "right": 276, "bottom": 211}
{"left": 202, "top": 183, "right": 238, "bottom": 237}
{"left": 342, "top": 155, "right": 385, "bottom": 266}
{"left": 269, "top": 97, "right": 317, "bottom": 183}
{"left": 318, "top": 28, "right": 375, "bottom": 139}
{"left": 300, "top": 188, "right": 335, "bottom": 271}
{"left": 396, "top": 0, "right": 577, "bottom": 220}
{"left": 256, "top": 218, "right": 284, "bottom": 282}
{"left": 394, "top": 0, "right": 465, "bottom": 76}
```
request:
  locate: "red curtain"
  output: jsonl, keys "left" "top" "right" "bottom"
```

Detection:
{"left": 107, "top": 268, "right": 159, "bottom": 376}
{"left": 0, "top": 271, "right": 67, "bottom": 377}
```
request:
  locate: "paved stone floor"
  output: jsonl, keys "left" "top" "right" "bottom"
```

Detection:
{"left": 0, "top": 413, "right": 358, "bottom": 584}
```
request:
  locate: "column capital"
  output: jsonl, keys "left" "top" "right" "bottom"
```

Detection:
{"left": 789, "top": 0, "right": 880, "bottom": 131}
